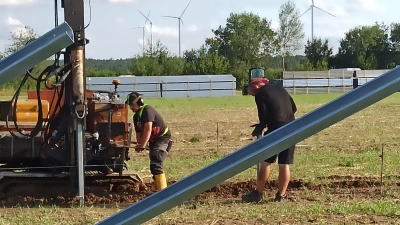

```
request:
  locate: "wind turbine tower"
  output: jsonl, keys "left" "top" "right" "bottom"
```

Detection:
{"left": 162, "top": 0, "right": 192, "bottom": 57}
{"left": 300, "top": 0, "right": 335, "bottom": 41}
{"left": 138, "top": 10, "right": 153, "bottom": 55}
{"left": 132, "top": 26, "right": 146, "bottom": 56}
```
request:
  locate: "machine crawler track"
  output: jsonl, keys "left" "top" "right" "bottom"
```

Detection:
{"left": 0, "top": 171, "right": 145, "bottom": 202}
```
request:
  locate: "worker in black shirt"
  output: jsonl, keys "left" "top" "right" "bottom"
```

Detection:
{"left": 126, "top": 91, "right": 173, "bottom": 191}
{"left": 242, "top": 81, "right": 297, "bottom": 203}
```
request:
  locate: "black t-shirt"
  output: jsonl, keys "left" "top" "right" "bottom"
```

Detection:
{"left": 255, "top": 85, "right": 297, "bottom": 130}
{"left": 133, "top": 105, "right": 171, "bottom": 141}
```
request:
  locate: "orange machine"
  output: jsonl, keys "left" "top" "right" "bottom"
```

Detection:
{"left": 26, "top": 80, "right": 130, "bottom": 150}
{"left": 0, "top": 79, "right": 132, "bottom": 176}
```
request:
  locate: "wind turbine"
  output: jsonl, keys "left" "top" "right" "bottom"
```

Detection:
{"left": 138, "top": 10, "right": 153, "bottom": 56}
{"left": 300, "top": 0, "right": 335, "bottom": 41}
{"left": 132, "top": 26, "right": 146, "bottom": 56}
{"left": 162, "top": 0, "right": 192, "bottom": 57}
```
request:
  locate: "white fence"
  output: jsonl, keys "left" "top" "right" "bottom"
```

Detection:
{"left": 281, "top": 69, "right": 389, "bottom": 94}
{"left": 86, "top": 75, "right": 237, "bottom": 98}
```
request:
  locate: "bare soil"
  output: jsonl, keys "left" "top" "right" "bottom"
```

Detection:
{"left": 0, "top": 175, "right": 398, "bottom": 208}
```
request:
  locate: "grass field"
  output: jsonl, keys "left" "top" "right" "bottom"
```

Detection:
{"left": 1, "top": 92, "right": 400, "bottom": 224}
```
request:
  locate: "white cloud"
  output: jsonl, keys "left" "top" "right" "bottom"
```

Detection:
{"left": 115, "top": 16, "right": 125, "bottom": 24}
{"left": 145, "top": 24, "right": 179, "bottom": 37}
{"left": 0, "top": 0, "right": 34, "bottom": 6}
{"left": 311, "top": 1, "right": 347, "bottom": 17}
{"left": 142, "top": 23, "right": 198, "bottom": 38}
{"left": 186, "top": 25, "right": 198, "bottom": 32}
{"left": 2, "top": 17, "right": 29, "bottom": 38}
{"left": 4, "top": 17, "right": 23, "bottom": 26}
{"left": 346, "top": 0, "right": 386, "bottom": 13}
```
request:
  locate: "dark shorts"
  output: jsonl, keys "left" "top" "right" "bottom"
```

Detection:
{"left": 264, "top": 145, "right": 295, "bottom": 164}
{"left": 148, "top": 137, "right": 173, "bottom": 175}
{"left": 263, "top": 129, "right": 295, "bottom": 164}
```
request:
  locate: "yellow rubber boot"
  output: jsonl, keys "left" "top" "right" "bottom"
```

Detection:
{"left": 154, "top": 173, "right": 167, "bottom": 191}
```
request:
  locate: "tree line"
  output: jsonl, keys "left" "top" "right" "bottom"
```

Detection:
{"left": 1, "top": 0, "right": 400, "bottom": 91}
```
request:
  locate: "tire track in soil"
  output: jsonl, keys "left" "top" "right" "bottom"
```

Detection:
{"left": 0, "top": 176, "right": 398, "bottom": 207}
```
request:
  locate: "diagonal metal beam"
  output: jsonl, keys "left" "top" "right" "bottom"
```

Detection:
{"left": 0, "top": 22, "right": 74, "bottom": 87}
{"left": 97, "top": 66, "right": 400, "bottom": 225}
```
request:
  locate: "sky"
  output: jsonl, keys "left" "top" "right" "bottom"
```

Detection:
{"left": 0, "top": 0, "right": 396, "bottom": 59}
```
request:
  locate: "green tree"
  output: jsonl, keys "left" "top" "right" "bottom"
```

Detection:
{"left": 276, "top": 0, "right": 305, "bottom": 71}
{"left": 205, "top": 12, "right": 276, "bottom": 87}
{"left": 183, "top": 45, "right": 229, "bottom": 75}
{"left": 391, "top": 23, "right": 400, "bottom": 50}
{"left": 335, "top": 22, "right": 391, "bottom": 69}
{"left": 3, "top": 26, "right": 38, "bottom": 56}
{"left": 131, "top": 40, "right": 185, "bottom": 76}
{"left": 296, "top": 58, "right": 329, "bottom": 71}
{"left": 390, "top": 22, "right": 400, "bottom": 65}
{"left": 304, "top": 37, "right": 333, "bottom": 69}
{"left": 208, "top": 12, "right": 276, "bottom": 64}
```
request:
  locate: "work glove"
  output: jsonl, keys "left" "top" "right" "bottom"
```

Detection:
{"left": 250, "top": 123, "right": 264, "bottom": 137}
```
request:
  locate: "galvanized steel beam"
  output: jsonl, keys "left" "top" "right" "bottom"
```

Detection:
{"left": 62, "top": 0, "right": 87, "bottom": 206}
{"left": 97, "top": 66, "right": 400, "bottom": 225}
{"left": 0, "top": 22, "right": 74, "bottom": 87}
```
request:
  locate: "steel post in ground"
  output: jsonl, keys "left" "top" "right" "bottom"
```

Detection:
{"left": 76, "top": 122, "right": 85, "bottom": 205}
{"left": 63, "top": 0, "right": 87, "bottom": 206}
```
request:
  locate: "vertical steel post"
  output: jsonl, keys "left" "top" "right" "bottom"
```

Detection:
{"left": 62, "top": 0, "right": 87, "bottom": 206}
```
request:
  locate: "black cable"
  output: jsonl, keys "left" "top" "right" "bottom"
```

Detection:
{"left": 5, "top": 70, "right": 32, "bottom": 139}
{"left": 40, "top": 83, "right": 59, "bottom": 148}
{"left": 42, "top": 84, "right": 67, "bottom": 150}
{"left": 5, "top": 53, "right": 64, "bottom": 139}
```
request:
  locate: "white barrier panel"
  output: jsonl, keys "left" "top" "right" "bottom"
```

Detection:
{"left": 86, "top": 75, "right": 236, "bottom": 98}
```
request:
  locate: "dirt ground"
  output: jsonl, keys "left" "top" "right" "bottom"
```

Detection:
{"left": 1, "top": 175, "right": 399, "bottom": 224}
{"left": 0, "top": 175, "right": 398, "bottom": 207}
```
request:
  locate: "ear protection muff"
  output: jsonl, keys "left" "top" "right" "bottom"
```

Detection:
{"left": 126, "top": 92, "right": 144, "bottom": 106}
{"left": 137, "top": 97, "right": 144, "bottom": 106}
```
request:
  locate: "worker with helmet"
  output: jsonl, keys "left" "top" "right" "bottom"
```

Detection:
{"left": 241, "top": 80, "right": 297, "bottom": 203}
{"left": 126, "top": 91, "right": 173, "bottom": 191}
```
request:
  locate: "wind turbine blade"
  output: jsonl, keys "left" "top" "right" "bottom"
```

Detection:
{"left": 180, "top": 18, "right": 185, "bottom": 27}
{"left": 139, "top": 10, "right": 152, "bottom": 23}
{"left": 180, "top": 0, "right": 192, "bottom": 18}
{"left": 314, "top": 6, "right": 335, "bottom": 17}
{"left": 132, "top": 26, "right": 144, "bottom": 29}
{"left": 146, "top": 11, "right": 151, "bottom": 23}
{"left": 312, "top": 0, "right": 314, "bottom": 6}
{"left": 299, "top": 7, "right": 311, "bottom": 17}
{"left": 144, "top": 11, "right": 151, "bottom": 25}
{"left": 138, "top": 10, "right": 146, "bottom": 18}
{"left": 162, "top": 15, "right": 180, "bottom": 19}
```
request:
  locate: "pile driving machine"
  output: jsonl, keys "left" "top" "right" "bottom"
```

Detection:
{"left": 0, "top": 0, "right": 141, "bottom": 205}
